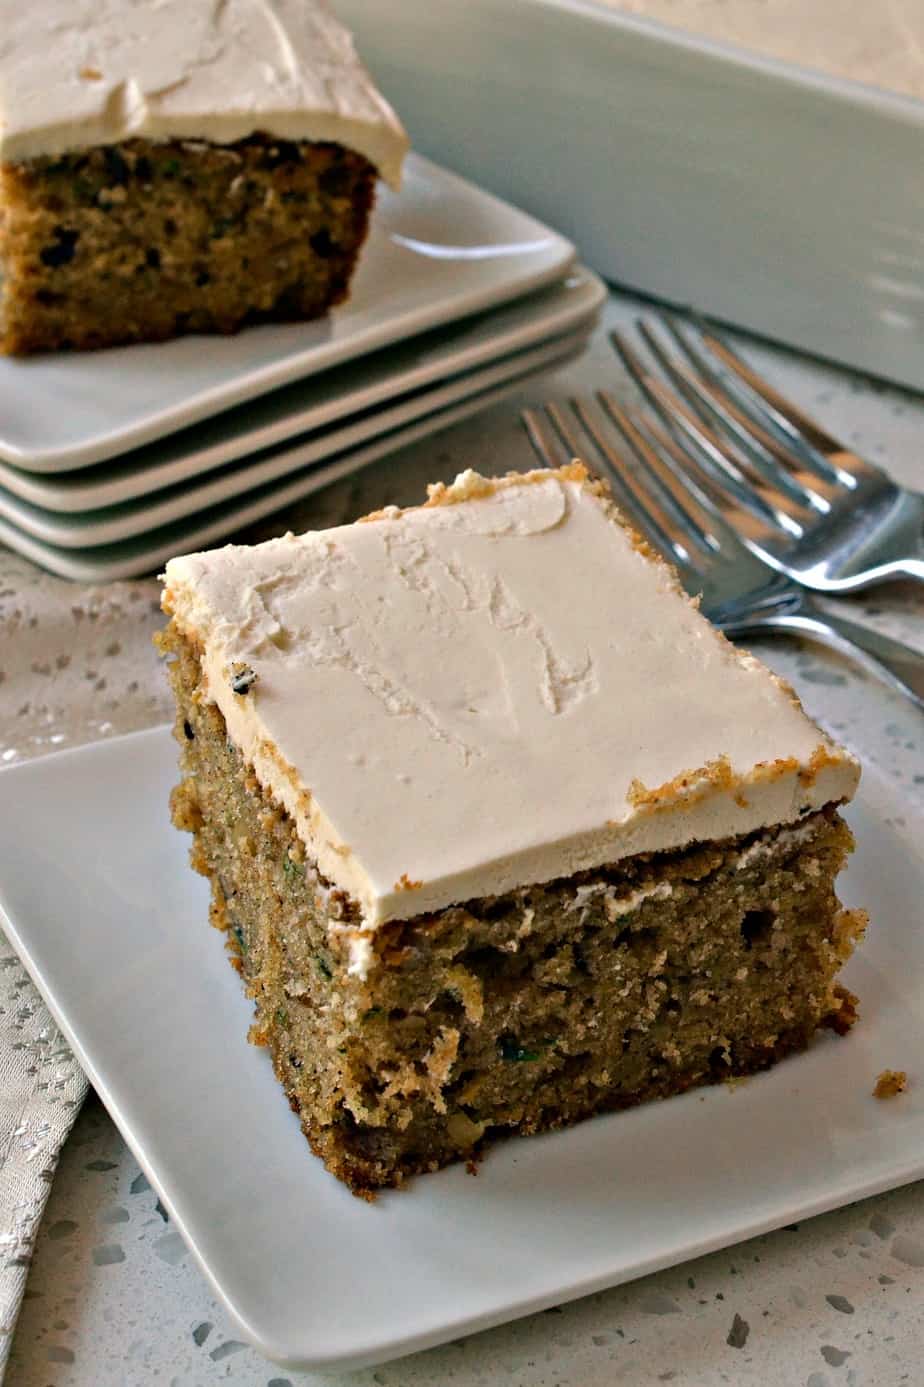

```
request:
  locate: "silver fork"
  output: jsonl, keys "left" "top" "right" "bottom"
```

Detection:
{"left": 521, "top": 398, "right": 924, "bottom": 710}
{"left": 609, "top": 314, "right": 924, "bottom": 594}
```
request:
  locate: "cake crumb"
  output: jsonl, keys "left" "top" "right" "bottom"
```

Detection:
{"left": 394, "top": 873, "right": 423, "bottom": 891}
{"left": 822, "top": 983, "right": 860, "bottom": 1036}
{"left": 874, "top": 1069, "right": 908, "bottom": 1099}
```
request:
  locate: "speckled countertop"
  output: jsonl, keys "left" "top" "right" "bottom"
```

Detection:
{"left": 2, "top": 292, "right": 923, "bottom": 1386}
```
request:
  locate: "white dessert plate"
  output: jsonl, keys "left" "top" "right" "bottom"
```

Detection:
{"left": 0, "top": 728, "right": 920, "bottom": 1372}
{"left": 0, "top": 153, "right": 576, "bottom": 473}
{"left": 0, "top": 267, "right": 604, "bottom": 515}
{"left": 0, "top": 323, "right": 598, "bottom": 548}
{"left": 0, "top": 328, "right": 590, "bottom": 581}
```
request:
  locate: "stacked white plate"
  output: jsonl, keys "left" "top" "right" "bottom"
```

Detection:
{"left": 0, "top": 154, "right": 605, "bottom": 580}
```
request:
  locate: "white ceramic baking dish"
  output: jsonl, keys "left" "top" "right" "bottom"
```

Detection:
{"left": 338, "top": 0, "right": 924, "bottom": 391}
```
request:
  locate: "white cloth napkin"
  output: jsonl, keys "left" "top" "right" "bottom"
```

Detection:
{"left": 0, "top": 927, "right": 86, "bottom": 1375}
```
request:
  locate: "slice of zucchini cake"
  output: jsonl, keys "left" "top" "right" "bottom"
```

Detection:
{"left": 0, "top": 0, "right": 407, "bottom": 353}
{"left": 160, "top": 463, "right": 865, "bottom": 1195}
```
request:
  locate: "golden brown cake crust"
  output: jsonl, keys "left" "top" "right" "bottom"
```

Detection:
{"left": 0, "top": 135, "right": 376, "bottom": 354}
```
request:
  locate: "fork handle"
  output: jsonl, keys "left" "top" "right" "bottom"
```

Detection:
{"left": 823, "top": 556, "right": 924, "bottom": 592}
{"left": 723, "top": 610, "right": 924, "bottom": 711}
{"left": 875, "top": 558, "right": 924, "bottom": 588}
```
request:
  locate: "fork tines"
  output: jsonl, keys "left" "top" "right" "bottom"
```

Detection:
{"left": 522, "top": 392, "right": 719, "bottom": 579}
{"left": 631, "top": 315, "right": 861, "bottom": 488}
{"left": 524, "top": 312, "right": 851, "bottom": 572}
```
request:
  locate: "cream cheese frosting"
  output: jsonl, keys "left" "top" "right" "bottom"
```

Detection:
{"left": 0, "top": 0, "right": 408, "bottom": 186}
{"left": 162, "top": 466, "right": 859, "bottom": 928}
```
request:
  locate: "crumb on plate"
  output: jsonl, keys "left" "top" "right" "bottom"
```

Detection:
{"left": 874, "top": 1069, "right": 908, "bottom": 1099}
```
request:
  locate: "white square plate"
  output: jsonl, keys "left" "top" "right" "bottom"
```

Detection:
{"left": 0, "top": 728, "right": 920, "bottom": 1372}
{"left": 0, "top": 154, "right": 575, "bottom": 473}
{"left": 0, "top": 268, "right": 605, "bottom": 517}
{"left": 0, "top": 325, "right": 591, "bottom": 582}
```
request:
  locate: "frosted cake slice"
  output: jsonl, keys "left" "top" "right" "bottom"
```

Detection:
{"left": 0, "top": 0, "right": 408, "bottom": 354}
{"left": 159, "top": 464, "right": 866, "bottom": 1194}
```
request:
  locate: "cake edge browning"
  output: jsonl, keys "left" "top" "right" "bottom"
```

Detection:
{"left": 158, "top": 618, "right": 867, "bottom": 1197}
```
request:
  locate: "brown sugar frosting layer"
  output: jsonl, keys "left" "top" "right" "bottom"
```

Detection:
{"left": 163, "top": 466, "right": 860, "bottom": 932}
{"left": 0, "top": 0, "right": 408, "bottom": 185}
